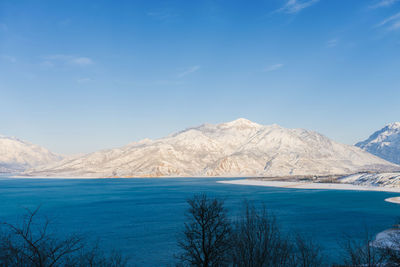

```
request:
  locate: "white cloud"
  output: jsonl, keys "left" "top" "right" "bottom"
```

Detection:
{"left": 389, "top": 20, "right": 400, "bottom": 30}
{"left": 277, "top": 0, "right": 320, "bottom": 14}
{"left": 151, "top": 80, "right": 185, "bottom": 86}
{"left": 42, "top": 54, "right": 94, "bottom": 66}
{"left": 77, "top": 77, "right": 93, "bottom": 83}
{"left": 178, "top": 65, "right": 200, "bottom": 78}
{"left": 326, "top": 38, "right": 339, "bottom": 48}
{"left": 377, "top": 12, "right": 400, "bottom": 27}
{"left": 71, "top": 57, "right": 93, "bottom": 66}
{"left": 263, "top": 64, "right": 284, "bottom": 72}
{"left": 147, "top": 9, "right": 176, "bottom": 21}
{"left": 376, "top": 12, "right": 400, "bottom": 31}
{"left": 369, "top": 0, "right": 399, "bottom": 8}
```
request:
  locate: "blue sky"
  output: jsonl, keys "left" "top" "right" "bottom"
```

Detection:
{"left": 1, "top": 0, "right": 399, "bottom": 154}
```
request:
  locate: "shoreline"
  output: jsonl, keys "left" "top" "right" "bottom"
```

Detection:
{"left": 7, "top": 177, "right": 327, "bottom": 180}
{"left": 218, "top": 179, "right": 400, "bottom": 204}
{"left": 218, "top": 179, "right": 400, "bottom": 192}
{"left": 4, "top": 176, "right": 400, "bottom": 204}
{"left": 385, "top": 197, "right": 400, "bottom": 204}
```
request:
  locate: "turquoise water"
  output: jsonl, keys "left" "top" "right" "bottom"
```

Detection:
{"left": 1, "top": 178, "right": 400, "bottom": 266}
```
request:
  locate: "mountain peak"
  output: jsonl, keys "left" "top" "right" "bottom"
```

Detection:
{"left": 356, "top": 123, "right": 400, "bottom": 165}
{"left": 222, "top": 118, "right": 261, "bottom": 128}
{"left": 387, "top": 122, "right": 400, "bottom": 130}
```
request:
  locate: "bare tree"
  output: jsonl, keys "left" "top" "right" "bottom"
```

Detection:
{"left": 70, "top": 244, "right": 128, "bottom": 267}
{"left": 338, "top": 229, "right": 385, "bottom": 267}
{"left": 230, "top": 203, "right": 324, "bottom": 267}
{"left": 291, "top": 233, "right": 324, "bottom": 267}
{"left": 231, "top": 203, "right": 292, "bottom": 267}
{"left": 0, "top": 207, "right": 127, "bottom": 267}
{"left": 374, "top": 229, "right": 400, "bottom": 267}
{"left": 0, "top": 207, "right": 83, "bottom": 267}
{"left": 177, "top": 194, "right": 232, "bottom": 267}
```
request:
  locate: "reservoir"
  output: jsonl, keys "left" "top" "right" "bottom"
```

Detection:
{"left": 0, "top": 177, "right": 399, "bottom": 266}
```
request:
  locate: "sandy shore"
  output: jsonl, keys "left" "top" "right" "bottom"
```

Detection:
{"left": 218, "top": 179, "right": 400, "bottom": 194}
{"left": 385, "top": 197, "right": 400, "bottom": 204}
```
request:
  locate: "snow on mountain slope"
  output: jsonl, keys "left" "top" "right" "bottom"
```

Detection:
{"left": 356, "top": 122, "right": 400, "bottom": 165}
{"left": 23, "top": 119, "right": 400, "bottom": 178}
{"left": 340, "top": 173, "right": 400, "bottom": 188}
{"left": 0, "top": 135, "right": 63, "bottom": 173}
{"left": 205, "top": 125, "right": 399, "bottom": 177}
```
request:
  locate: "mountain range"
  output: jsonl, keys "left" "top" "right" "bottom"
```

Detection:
{"left": 356, "top": 122, "right": 400, "bottom": 165}
{"left": 17, "top": 119, "right": 399, "bottom": 178}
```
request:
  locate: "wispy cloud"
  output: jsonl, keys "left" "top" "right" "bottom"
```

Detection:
{"left": 77, "top": 77, "right": 93, "bottom": 83}
{"left": 147, "top": 9, "right": 177, "bottom": 21}
{"left": 369, "top": 0, "right": 399, "bottom": 8}
{"left": 151, "top": 80, "right": 185, "bottom": 86}
{"left": 178, "top": 65, "right": 200, "bottom": 78}
{"left": 263, "top": 64, "right": 284, "bottom": 72}
{"left": 389, "top": 20, "right": 400, "bottom": 30}
{"left": 326, "top": 38, "right": 339, "bottom": 48}
{"left": 42, "top": 54, "right": 94, "bottom": 67}
{"left": 277, "top": 0, "right": 320, "bottom": 14}
{"left": 70, "top": 57, "right": 93, "bottom": 65}
{"left": 376, "top": 12, "right": 400, "bottom": 31}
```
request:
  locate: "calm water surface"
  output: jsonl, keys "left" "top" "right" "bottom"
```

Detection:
{"left": 1, "top": 178, "right": 400, "bottom": 266}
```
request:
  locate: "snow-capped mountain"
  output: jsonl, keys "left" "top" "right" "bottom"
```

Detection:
{"left": 23, "top": 119, "right": 400, "bottom": 178}
{"left": 356, "top": 122, "right": 400, "bottom": 165}
{"left": 0, "top": 135, "right": 63, "bottom": 174}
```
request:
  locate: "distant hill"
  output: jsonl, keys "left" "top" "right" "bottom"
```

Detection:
{"left": 22, "top": 118, "right": 400, "bottom": 178}
{"left": 356, "top": 122, "right": 400, "bottom": 165}
{"left": 0, "top": 135, "right": 63, "bottom": 174}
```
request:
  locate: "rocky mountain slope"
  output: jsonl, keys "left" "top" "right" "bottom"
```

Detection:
{"left": 0, "top": 135, "right": 63, "bottom": 173}
{"left": 356, "top": 122, "right": 400, "bottom": 165}
{"left": 23, "top": 119, "right": 400, "bottom": 178}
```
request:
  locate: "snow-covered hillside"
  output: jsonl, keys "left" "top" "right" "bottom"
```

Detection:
{"left": 23, "top": 119, "right": 400, "bottom": 178}
{"left": 340, "top": 173, "right": 400, "bottom": 188}
{"left": 0, "top": 135, "right": 63, "bottom": 173}
{"left": 356, "top": 122, "right": 400, "bottom": 165}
